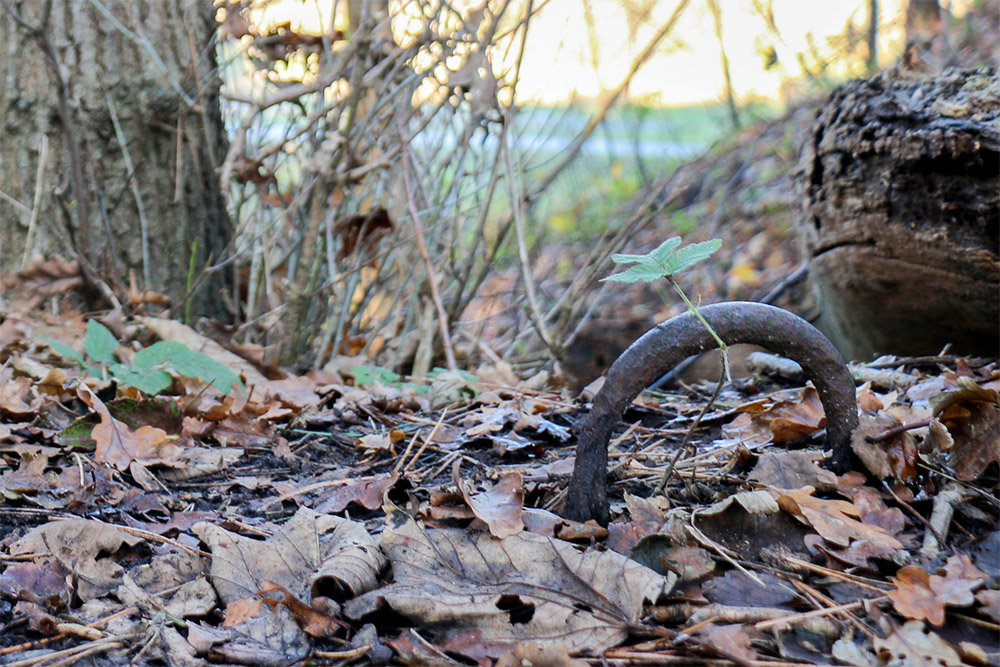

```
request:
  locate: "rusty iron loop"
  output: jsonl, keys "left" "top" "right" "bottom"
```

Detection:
{"left": 563, "top": 302, "right": 858, "bottom": 525}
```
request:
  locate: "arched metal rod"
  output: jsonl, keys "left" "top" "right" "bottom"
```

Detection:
{"left": 563, "top": 302, "right": 858, "bottom": 525}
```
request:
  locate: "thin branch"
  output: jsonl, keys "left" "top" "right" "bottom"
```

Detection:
{"left": 401, "top": 152, "right": 458, "bottom": 370}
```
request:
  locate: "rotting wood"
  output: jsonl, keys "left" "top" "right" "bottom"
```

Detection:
{"left": 799, "top": 66, "right": 999, "bottom": 360}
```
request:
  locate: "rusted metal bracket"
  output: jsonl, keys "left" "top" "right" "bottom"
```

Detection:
{"left": 563, "top": 302, "right": 858, "bottom": 525}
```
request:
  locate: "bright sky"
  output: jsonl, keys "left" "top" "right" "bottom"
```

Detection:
{"left": 245, "top": 0, "right": 967, "bottom": 107}
{"left": 512, "top": 0, "right": 909, "bottom": 105}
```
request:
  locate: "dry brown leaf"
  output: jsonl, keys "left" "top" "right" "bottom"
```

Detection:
{"left": 851, "top": 412, "right": 919, "bottom": 482}
{"left": 874, "top": 620, "right": 962, "bottom": 666}
{"left": 457, "top": 469, "right": 524, "bottom": 539}
{"left": 772, "top": 486, "right": 904, "bottom": 550}
{"left": 8, "top": 519, "right": 144, "bottom": 601}
{"left": 194, "top": 506, "right": 385, "bottom": 609}
{"left": 0, "top": 256, "right": 82, "bottom": 312}
{"left": 77, "top": 384, "right": 182, "bottom": 470}
{"left": 316, "top": 472, "right": 400, "bottom": 513}
{"left": 694, "top": 623, "right": 757, "bottom": 662}
{"left": 749, "top": 450, "right": 837, "bottom": 490}
{"left": 975, "top": 589, "right": 1000, "bottom": 622}
{"left": 933, "top": 377, "right": 1000, "bottom": 481}
{"left": 0, "top": 375, "right": 43, "bottom": 420}
{"left": 496, "top": 641, "right": 588, "bottom": 667}
{"left": 888, "top": 555, "right": 986, "bottom": 626}
{"left": 757, "top": 386, "right": 827, "bottom": 442}
{"left": 624, "top": 491, "right": 671, "bottom": 524}
{"left": 344, "top": 507, "right": 675, "bottom": 658}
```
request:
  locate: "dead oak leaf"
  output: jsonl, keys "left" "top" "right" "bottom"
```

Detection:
{"left": 77, "top": 384, "right": 180, "bottom": 470}
{"left": 888, "top": 555, "right": 986, "bottom": 627}
{"left": 749, "top": 450, "right": 837, "bottom": 490}
{"left": 851, "top": 412, "right": 919, "bottom": 482}
{"left": 975, "top": 589, "right": 1000, "bottom": 622}
{"left": 457, "top": 467, "right": 524, "bottom": 539}
{"left": 932, "top": 377, "right": 1000, "bottom": 481}
{"left": 874, "top": 620, "right": 962, "bottom": 666}
{"left": 0, "top": 376, "right": 44, "bottom": 420}
{"left": 344, "top": 507, "right": 675, "bottom": 658}
{"left": 694, "top": 623, "right": 757, "bottom": 663}
{"left": 771, "top": 486, "right": 903, "bottom": 550}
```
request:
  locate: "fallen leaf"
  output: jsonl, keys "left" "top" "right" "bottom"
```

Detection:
{"left": 345, "top": 508, "right": 675, "bottom": 657}
{"left": 457, "top": 468, "right": 524, "bottom": 539}
{"left": 874, "top": 620, "right": 962, "bottom": 666}
{"left": 77, "top": 384, "right": 182, "bottom": 470}
{"left": 975, "top": 589, "right": 1000, "bottom": 622}
{"left": 772, "top": 486, "right": 904, "bottom": 551}
{"left": 694, "top": 623, "right": 757, "bottom": 662}
{"left": 749, "top": 450, "right": 837, "bottom": 490}
{"left": 851, "top": 413, "right": 919, "bottom": 482}
{"left": 8, "top": 519, "right": 144, "bottom": 601}
{"left": 888, "top": 555, "right": 986, "bottom": 626}
{"left": 194, "top": 506, "right": 386, "bottom": 608}
{"left": 496, "top": 640, "right": 588, "bottom": 667}
{"left": 932, "top": 378, "right": 1000, "bottom": 481}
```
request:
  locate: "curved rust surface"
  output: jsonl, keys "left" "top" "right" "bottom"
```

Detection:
{"left": 563, "top": 302, "right": 857, "bottom": 525}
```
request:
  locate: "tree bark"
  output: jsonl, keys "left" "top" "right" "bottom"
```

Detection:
{"left": 0, "top": 0, "right": 230, "bottom": 317}
{"left": 798, "top": 67, "right": 999, "bottom": 360}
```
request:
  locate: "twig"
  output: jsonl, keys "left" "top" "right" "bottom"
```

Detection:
{"left": 655, "top": 370, "right": 724, "bottom": 495}
{"left": 105, "top": 92, "right": 151, "bottom": 287}
{"left": 21, "top": 133, "right": 48, "bottom": 268}
{"left": 503, "top": 114, "right": 560, "bottom": 363}
{"left": 400, "top": 153, "right": 457, "bottom": 370}
{"left": 398, "top": 408, "right": 450, "bottom": 474}
{"left": 920, "top": 480, "right": 967, "bottom": 557}
{"left": 865, "top": 418, "right": 931, "bottom": 443}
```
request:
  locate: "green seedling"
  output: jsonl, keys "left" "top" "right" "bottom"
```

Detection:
{"left": 602, "top": 236, "right": 726, "bottom": 359}
{"left": 602, "top": 235, "right": 726, "bottom": 495}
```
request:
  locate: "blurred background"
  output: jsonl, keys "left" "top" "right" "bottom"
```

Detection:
{"left": 1, "top": 0, "right": 995, "bottom": 385}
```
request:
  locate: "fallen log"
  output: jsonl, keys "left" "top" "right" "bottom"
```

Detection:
{"left": 798, "top": 66, "right": 999, "bottom": 360}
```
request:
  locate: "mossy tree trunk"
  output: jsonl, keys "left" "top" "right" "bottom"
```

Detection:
{"left": 0, "top": 0, "right": 230, "bottom": 317}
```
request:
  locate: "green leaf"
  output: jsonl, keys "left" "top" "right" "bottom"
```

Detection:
{"left": 38, "top": 336, "right": 84, "bottom": 365}
{"left": 133, "top": 341, "right": 242, "bottom": 394}
{"left": 109, "top": 363, "right": 173, "bottom": 395}
{"left": 352, "top": 365, "right": 401, "bottom": 388}
{"left": 601, "top": 263, "right": 667, "bottom": 284}
{"left": 85, "top": 320, "right": 119, "bottom": 364}
{"left": 659, "top": 238, "right": 722, "bottom": 275}
{"left": 604, "top": 237, "right": 722, "bottom": 283}
{"left": 647, "top": 236, "right": 684, "bottom": 265}
{"left": 609, "top": 252, "right": 658, "bottom": 266}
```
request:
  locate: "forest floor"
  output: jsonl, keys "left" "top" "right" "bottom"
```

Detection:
{"left": 0, "top": 251, "right": 998, "bottom": 666}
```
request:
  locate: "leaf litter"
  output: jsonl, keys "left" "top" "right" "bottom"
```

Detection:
{"left": 0, "top": 281, "right": 998, "bottom": 665}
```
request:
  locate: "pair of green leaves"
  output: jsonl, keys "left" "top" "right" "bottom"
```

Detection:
{"left": 602, "top": 237, "right": 722, "bottom": 283}
{"left": 40, "top": 321, "right": 242, "bottom": 396}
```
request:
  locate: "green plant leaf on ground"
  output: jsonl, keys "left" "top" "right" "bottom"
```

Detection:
{"left": 133, "top": 341, "right": 242, "bottom": 394}
{"left": 85, "top": 320, "right": 119, "bottom": 364}
{"left": 352, "top": 365, "right": 402, "bottom": 388}
{"left": 108, "top": 363, "right": 173, "bottom": 396}
{"left": 37, "top": 336, "right": 85, "bottom": 365}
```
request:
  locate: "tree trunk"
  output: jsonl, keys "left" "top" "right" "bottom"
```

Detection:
{"left": 0, "top": 0, "right": 230, "bottom": 317}
{"left": 798, "top": 67, "right": 999, "bottom": 360}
